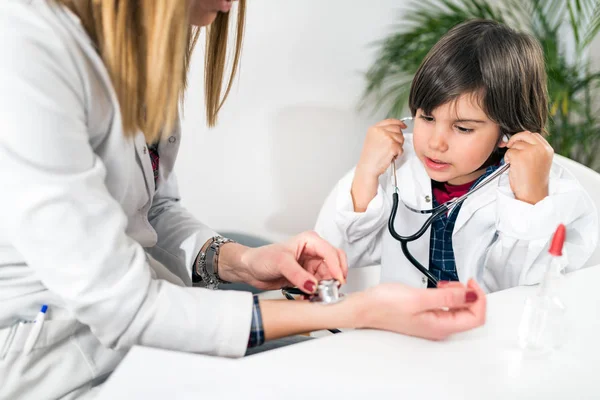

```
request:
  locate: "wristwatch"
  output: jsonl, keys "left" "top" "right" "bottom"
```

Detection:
{"left": 193, "top": 236, "right": 235, "bottom": 289}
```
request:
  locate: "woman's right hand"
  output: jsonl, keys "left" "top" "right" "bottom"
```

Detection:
{"left": 351, "top": 119, "right": 407, "bottom": 212}
{"left": 350, "top": 279, "right": 486, "bottom": 340}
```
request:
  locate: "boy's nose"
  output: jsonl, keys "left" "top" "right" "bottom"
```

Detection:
{"left": 428, "top": 128, "right": 449, "bottom": 152}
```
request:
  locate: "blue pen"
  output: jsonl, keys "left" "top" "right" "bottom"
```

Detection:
{"left": 23, "top": 305, "right": 48, "bottom": 355}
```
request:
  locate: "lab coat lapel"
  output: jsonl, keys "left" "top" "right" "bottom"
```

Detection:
{"left": 134, "top": 132, "right": 156, "bottom": 197}
{"left": 397, "top": 156, "right": 432, "bottom": 210}
{"left": 453, "top": 177, "right": 500, "bottom": 235}
{"left": 59, "top": 6, "right": 155, "bottom": 199}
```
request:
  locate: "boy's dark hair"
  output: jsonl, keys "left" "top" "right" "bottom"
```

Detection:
{"left": 409, "top": 19, "right": 548, "bottom": 140}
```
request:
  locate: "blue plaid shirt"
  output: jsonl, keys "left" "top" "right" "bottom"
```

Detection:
{"left": 247, "top": 295, "right": 265, "bottom": 348}
{"left": 427, "top": 165, "right": 500, "bottom": 287}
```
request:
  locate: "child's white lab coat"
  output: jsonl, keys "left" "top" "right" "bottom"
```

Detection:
{"left": 315, "top": 135, "right": 598, "bottom": 293}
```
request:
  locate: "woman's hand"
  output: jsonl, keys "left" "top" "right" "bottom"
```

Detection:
{"left": 503, "top": 131, "right": 554, "bottom": 205}
{"left": 258, "top": 279, "right": 486, "bottom": 342}
{"left": 351, "top": 279, "right": 486, "bottom": 340}
{"left": 352, "top": 119, "right": 407, "bottom": 212}
{"left": 218, "top": 231, "right": 347, "bottom": 294}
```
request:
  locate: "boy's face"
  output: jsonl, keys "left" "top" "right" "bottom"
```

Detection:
{"left": 412, "top": 93, "right": 501, "bottom": 185}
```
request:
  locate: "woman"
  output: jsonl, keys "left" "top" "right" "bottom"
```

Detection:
{"left": 0, "top": 1, "right": 486, "bottom": 398}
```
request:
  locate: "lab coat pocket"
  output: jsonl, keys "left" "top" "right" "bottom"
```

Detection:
{"left": 0, "top": 321, "right": 99, "bottom": 400}
{"left": 3, "top": 318, "right": 124, "bottom": 376}
{"left": 0, "top": 324, "right": 17, "bottom": 361}
{"left": 71, "top": 324, "right": 126, "bottom": 379}
{"left": 3, "top": 318, "right": 78, "bottom": 356}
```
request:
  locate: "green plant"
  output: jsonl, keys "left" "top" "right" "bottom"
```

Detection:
{"left": 362, "top": 0, "right": 600, "bottom": 170}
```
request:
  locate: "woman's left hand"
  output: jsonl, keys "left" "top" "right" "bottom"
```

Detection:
{"left": 503, "top": 131, "right": 554, "bottom": 205}
{"left": 218, "top": 231, "right": 348, "bottom": 294}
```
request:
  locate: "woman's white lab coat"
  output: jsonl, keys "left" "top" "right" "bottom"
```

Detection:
{"left": 0, "top": 1, "right": 252, "bottom": 398}
{"left": 315, "top": 135, "right": 598, "bottom": 293}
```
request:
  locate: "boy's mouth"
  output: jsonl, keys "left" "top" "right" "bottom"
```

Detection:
{"left": 424, "top": 157, "right": 451, "bottom": 171}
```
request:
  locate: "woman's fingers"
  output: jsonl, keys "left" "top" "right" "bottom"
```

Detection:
{"left": 290, "top": 231, "right": 346, "bottom": 285}
{"left": 418, "top": 279, "right": 487, "bottom": 339}
{"left": 276, "top": 253, "right": 320, "bottom": 294}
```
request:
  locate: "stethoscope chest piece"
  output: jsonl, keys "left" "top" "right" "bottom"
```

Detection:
{"left": 310, "top": 279, "right": 344, "bottom": 304}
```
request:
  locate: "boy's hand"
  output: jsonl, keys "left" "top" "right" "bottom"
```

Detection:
{"left": 355, "top": 119, "right": 407, "bottom": 180}
{"left": 351, "top": 119, "right": 407, "bottom": 212}
{"left": 503, "top": 131, "right": 554, "bottom": 205}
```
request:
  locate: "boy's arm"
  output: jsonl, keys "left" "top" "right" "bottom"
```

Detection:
{"left": 481, "top": 164, "right": 598, "bottom": 292}
{"left": 315, "top": 167, "right": 392, "bottom": 269}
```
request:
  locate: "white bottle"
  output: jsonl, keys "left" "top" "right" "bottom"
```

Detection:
{"left": 518, "top": 224, "right": 567, "bottom": 353}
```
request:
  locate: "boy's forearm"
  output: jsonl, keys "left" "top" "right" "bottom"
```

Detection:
{"left": 351, "top": 169, "right": 379, "bottom": 213}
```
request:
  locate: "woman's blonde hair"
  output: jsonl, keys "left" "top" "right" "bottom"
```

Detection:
{"left": 58, "top": 0, "right": 246, "bottom": 143}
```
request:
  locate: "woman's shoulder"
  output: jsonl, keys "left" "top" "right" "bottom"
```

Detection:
{"left": 0, "top": 1, "right": 86, "bottom": 73}
{"left": 1, "top": 1, "right": 62, "bottom": 44}
{"left": 0, "top": 1, "right": 100, "bottom": 116}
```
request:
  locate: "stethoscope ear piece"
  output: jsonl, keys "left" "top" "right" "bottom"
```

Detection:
{"left": 502, "top": 134, "right": 510, "bottom": 143}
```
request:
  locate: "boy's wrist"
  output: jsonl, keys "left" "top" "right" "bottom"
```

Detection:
{"left": 341, "top": 291, "right": 370, "bottom": 329}
{"left": 351, "top": 168, "right": 379, "bottom": 212}
{"left": 354, "top": 165, "right": 379, "bottom": 185}
{"left": 515, "top": 184, "right": 549, "bottom": 205}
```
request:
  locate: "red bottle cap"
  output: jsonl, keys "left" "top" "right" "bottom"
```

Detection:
{"left": 548, "top": 224, "right": 566, "bottom": 256}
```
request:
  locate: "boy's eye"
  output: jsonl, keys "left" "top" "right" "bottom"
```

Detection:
{"left": 455, "top": 125, "right": 474, "bottom": 133}
{"left": 418, "top": 115, "right": 474, "bottom": 133}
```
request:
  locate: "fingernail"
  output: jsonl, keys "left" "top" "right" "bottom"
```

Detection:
{"left": 437, "top": 281, "right": 450, "bottom": 288}
{"left": 303, "top": 280, "right": 316, "bottom": 293}
{"left": 466, "top": 291, "right": 478, "bottom": 303}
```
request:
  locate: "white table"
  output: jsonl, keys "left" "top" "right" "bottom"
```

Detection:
{"left": 98, "top": 266, "right": 600, "bottom": 399}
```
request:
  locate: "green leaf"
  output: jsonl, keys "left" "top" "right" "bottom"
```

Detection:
{"left": 568, "top": 1, "right": 581, "bottom": 48}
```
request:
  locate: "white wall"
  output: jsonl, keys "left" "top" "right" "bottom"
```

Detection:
{"left": 179, "top": 1, "right": 406, "bottom": 243}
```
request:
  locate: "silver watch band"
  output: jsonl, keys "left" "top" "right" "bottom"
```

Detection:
{"left": 195, "top": 236, "right": 235, "bottom": 289}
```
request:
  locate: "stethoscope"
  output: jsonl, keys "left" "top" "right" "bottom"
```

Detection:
{"left": 387, "top": 117, "right": 511, "bottom": 286}
{"left": 280, "top": 116, "right": 510, "bottom": 334}
{"left": 282, "top": 280, "right": 343, "bottom": 334}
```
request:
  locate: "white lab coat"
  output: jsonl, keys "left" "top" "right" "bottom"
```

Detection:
{"left": 0, "top": 1, "right": 252, "bottom": 398}
{"left": 315, "top": 135, "right": 598, "bottom": 293}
